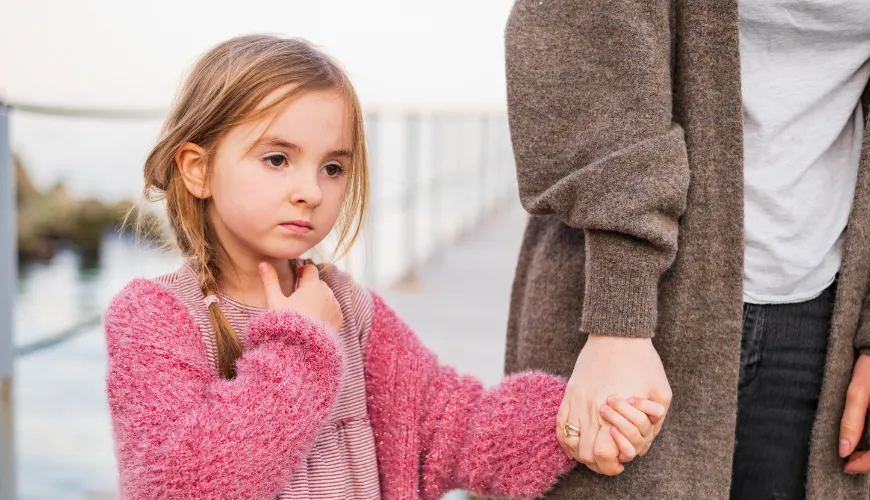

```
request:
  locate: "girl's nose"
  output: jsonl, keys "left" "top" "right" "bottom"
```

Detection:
{"left": 289, "top": 169, "right": 322, "bottom": 208}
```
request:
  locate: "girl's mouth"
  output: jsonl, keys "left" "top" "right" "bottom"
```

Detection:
{"left": 280, "top": 220, "right": 313, "bottom": 234}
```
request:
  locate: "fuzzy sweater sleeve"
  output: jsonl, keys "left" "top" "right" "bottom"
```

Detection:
{"left": 363, "top": 292, "right": 574, "bottom": 500}
{"left": 104, "top": 278, "right": 343, "bottom": 500}
{"left": 505, "top": 0, "right": 689, "bottom": 338}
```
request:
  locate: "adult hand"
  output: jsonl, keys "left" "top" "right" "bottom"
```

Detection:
{"left": 840, "top": 354, "right": 870, "bottom": 474}
{"left": 259, "top": 262, "right": 343, "bottom": 332}
{"left": 555, "top": 335, "right": 672, "bottom": 475}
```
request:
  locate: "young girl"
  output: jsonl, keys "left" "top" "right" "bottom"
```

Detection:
{"left": 104, "top": 34, "right": 663, "bottom": 500}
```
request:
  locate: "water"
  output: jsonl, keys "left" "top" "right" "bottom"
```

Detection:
{"left": 13, "top": 234, "right": 482, "bottom": 500}
{"left": 14, "top": 236, "right": 182, "bottom": 499}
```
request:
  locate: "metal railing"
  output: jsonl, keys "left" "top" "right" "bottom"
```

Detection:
{"left": 0, "top": 99, "right": 516, "bottom": 499}
{"left": 1, "top": 102, "right": 16, "bottom": 500}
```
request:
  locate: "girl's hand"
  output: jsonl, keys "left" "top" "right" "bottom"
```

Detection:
{"left": 259, "top": 261, "right": 343, "bottom": 332}
{"left": 599, "top": 397, "right": 666, "bottom": 463}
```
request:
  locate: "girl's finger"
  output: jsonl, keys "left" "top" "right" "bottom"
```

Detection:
{"left": 296, "top": 264, "right": 320, "bottom": 287}
{"left": 600, "top": 403, "right": 645, "bottom": 451}
{"left": 610, "top": 426, "right": 637, "bottom": 463}
{"left": 592, "top": 426, "right": 624, "bottom": 475}
{"left": 639, "top": 442, "right": 652, "bottom": 457}
{"left": 627, "top": 397, "right": 667, "bottom": 425}
{"left": 607, "top": 397, "right": 654, "bottom": 439}
{"left": 258, "top": 262, "right": 284, "bottom": 307}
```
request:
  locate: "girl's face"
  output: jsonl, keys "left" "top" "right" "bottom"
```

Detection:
{"left": 206, "top": 87, "right": 352, "bottom": 264}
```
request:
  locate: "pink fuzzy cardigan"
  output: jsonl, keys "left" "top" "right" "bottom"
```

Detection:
{"left": 104, "top": 274, "right": 575, "bottom": 499}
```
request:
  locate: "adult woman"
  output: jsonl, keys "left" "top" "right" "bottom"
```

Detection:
{"left": 504, "top": 1, "right": 870, "bottom": 498}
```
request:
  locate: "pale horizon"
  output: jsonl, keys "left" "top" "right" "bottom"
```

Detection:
{"left": 2, "top": 0, "right": 518, "bottom": 200}
{"left": 0, "top": 0, "right": 516, "bottom": 109}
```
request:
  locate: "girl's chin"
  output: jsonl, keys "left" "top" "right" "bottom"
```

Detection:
{"left": 260, "top": 252, "right": 307, "bottom": 262}
{"left": 260, "top": 245, "right": 315, "bottom": 262}
{"left": 256, "top": 235, "right": 323, "bottom": 261}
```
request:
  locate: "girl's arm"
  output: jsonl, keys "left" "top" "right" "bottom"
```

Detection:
{"left": 364, "top": 292, "right": 575, "bottom": 500}
{"left": 105, "top": 279, "right": 342, "bottom": 499}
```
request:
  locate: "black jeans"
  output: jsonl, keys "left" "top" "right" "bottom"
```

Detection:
{"left": 729, "top": 282, "right": 836, "bottom": 500}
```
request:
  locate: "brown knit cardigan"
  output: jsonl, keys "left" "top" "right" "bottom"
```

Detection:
{"left": 503, "top": 1, "right": 870, "bottom": 498}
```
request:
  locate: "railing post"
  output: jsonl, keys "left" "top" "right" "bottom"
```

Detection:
{"left": 479, "top": 113, "right": 490, "bottom": 222}
{"left": 0, "top": 102, "right": 16, "bottom": 500}
{"left": 430, "top": 114, "right": 443, "bottom": 256}
{"left": 403, "top": 113, "right": 420, "bottom": 278}
{"left": 363, "top": 111, "right": 379, "bottom": 286}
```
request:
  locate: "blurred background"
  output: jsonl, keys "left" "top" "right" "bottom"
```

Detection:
{"left": 0, "top": 0, "right": 529, "bottom": 498}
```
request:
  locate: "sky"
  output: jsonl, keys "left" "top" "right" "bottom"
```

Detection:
{"left": 0, "top": 0, "right": 516, "bottom": 110}
{"left": 0, "top": 0, "right": 518, "bottom": 199}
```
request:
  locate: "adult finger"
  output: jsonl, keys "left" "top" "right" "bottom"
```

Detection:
{"left": 845, "top": 450, "right": 870, "bottom": 475}
{"left": 839, "top": 383, "right": 870, "bottom": 457}
{"left": 649, "top": 385, "right": 672, "bottom": 436}
{"left": 639, "top": 442, "right": 652, "bottom": 457}
{"left": 574, "top": 403, "right": 596, "bottom": 466}
{"left": 628, "top": 397, "right": 667, "bottom": 426}
{"left": 555, "top": 399, "right": 575, "bottom": 460}
{"left": 563, "top": 405, "right": 585, "bottom": 463}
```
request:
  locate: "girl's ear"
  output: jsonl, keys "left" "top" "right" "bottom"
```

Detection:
{"left": 176, "top": 142, "right": 211, "bottom": 199}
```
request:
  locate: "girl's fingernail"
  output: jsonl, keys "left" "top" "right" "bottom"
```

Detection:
{"left": 600, "top": 405, "right": 610, "bottom": 414}
{"left": 607, "top": 396, "right": 617, "bottom": 405}
{"left": 627, "top": 397, "right": 637, "bottom": 405}
{"left": 258, "top": 262, "right": 267, "bottom": 274}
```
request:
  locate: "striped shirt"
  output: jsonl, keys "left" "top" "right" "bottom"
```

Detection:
{"left": 155, "top": 261, "right": 381, "bottom": 499}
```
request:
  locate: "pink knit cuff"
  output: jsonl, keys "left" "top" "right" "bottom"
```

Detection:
{"left": 246, "top": 309, "right": 338, "bottom": 352}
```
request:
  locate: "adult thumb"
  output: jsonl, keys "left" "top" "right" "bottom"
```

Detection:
{"left": 840, "top": 385, "right": 869, "bottom": 457}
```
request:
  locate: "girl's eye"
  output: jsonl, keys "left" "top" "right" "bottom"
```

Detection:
{"left": 264, "top": 154, "right": 287, "bottom": 169}
{"left": 321, "top": 163, "right": 345, "bottom": 177}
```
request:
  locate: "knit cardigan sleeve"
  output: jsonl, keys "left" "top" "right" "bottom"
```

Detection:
{"left": 363, "top": 291, "right": 575, "bottom": 500}
{"left": 104, "top": 278, "right": 343, "bottom": 499}
{"left": 854, "top": 296, "right": 870, "bottom": 355}
{"left": 505, "top": 0, "right": 689, "bottom": 338}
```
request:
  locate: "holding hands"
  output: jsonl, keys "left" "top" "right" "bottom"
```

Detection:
{"left": 556, "top": 335, "right": 672, "bottom": 474}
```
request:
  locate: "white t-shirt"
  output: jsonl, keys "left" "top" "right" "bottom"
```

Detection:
{"left": 740, "top": 0, "right": 870, "bottom": 304}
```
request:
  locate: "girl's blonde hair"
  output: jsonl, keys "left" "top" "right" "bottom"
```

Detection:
{"left": 143, "top": 34, "right": 369, "bottom": 379}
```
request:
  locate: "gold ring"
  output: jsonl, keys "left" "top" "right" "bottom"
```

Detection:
{"left": 563, "top": 423, "right": 581, "bottom": 438}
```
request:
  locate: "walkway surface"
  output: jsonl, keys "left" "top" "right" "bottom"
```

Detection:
{"left": 382, "top": 203, "right": 528, "bottom": 500}
{"left": 381, "top": 202, "right": 527, "bottom": 389}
